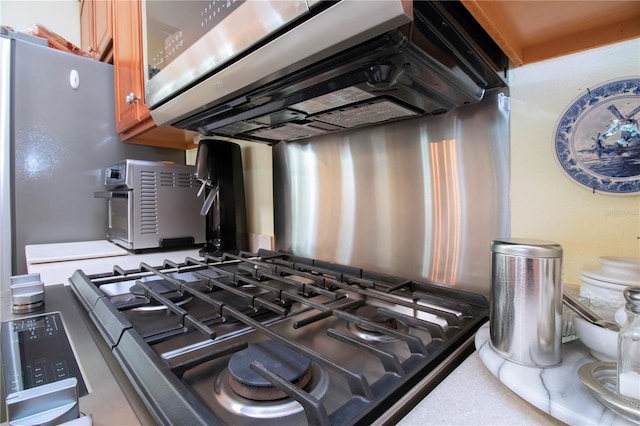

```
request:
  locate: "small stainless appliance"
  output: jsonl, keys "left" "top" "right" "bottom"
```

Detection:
{"left": 95, "top": 160, "right": 205, "bottom": 250}
{"left": 194, "top": 140, "right": 248, "bottom": 255}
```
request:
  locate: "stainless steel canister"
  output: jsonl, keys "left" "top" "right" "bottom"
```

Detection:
{"left": 489, "top": 238, "right": 563, "bottom": 367}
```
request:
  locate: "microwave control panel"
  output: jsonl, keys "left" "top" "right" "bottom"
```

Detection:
{"left": 146, "top": 0, "right": 244, "bottom": 78}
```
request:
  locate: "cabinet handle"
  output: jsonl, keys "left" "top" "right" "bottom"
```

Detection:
{"left": 88, "top": 46, "right": 97, "bottom": 53}
{"left": 125, "top": 92, "right": 140, "bottom": 105}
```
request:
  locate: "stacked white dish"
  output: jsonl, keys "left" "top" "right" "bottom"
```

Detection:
{"left": 579, "top": 256, "right": 640, "bottom": 318}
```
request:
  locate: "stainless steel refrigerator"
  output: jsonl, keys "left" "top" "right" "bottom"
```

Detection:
{"left": 0, "top": 31, "right": 185, "bottom": 287}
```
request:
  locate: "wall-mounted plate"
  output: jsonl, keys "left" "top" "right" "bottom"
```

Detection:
{"left": 554, "top": 77, "right": 640, "bottom": 195}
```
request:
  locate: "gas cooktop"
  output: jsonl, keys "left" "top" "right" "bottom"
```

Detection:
{"left": 69, "top": 249, "right": 488, "bottom": 425}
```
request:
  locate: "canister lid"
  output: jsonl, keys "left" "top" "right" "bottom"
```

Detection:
{"left": 491, "top": 238, "right": 563, "bottom": 258}
{"left": 624, "top": 287, "right": 640, "bottom": 314}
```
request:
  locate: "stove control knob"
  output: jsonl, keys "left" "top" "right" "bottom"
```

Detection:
{"left": 10, "top": 273, "right": 44, "bottom": 313}
{"left": 6, "top": 378, "right": 80, "bottom": 424}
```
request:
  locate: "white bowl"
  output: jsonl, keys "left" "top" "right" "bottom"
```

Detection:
{"left": 574, "top": 316, "right": 618, "bottom": 361}
{"left": 579, "top": 275, "right": 628, "bottom": 314}
{"left": 579, "top": 256, "right": 640, "bottom": 315}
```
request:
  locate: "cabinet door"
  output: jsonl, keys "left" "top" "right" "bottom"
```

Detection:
{"left": 113, "top": 0, "right": 151, "bottom": 133}
{"left": 80, "top": 0, "right": 93, "bottom": 55}
{"left": 112, "top": 0, "right": 198, "bottom": 147}
{"left": 94, "top": 0, "right": 113, "bottom": 61}
{"left": 80, "top": 0, "right": 113, "bottom": 61}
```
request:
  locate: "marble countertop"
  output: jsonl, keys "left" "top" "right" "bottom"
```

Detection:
{"left": 475, "top": 324, "right": 636, "bottom": 425}
{"left": 400, "top": 323, "right": 638, "bottom": 425}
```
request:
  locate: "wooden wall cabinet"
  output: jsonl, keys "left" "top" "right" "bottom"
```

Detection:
{"left": 79, "top": 0, "right": 196, "bottom": 149}
{"left": 80, "top": 0, "right": 113, "bottom": 62}
{"left": 112, "top": 0, "right": 197, "bottom": 150}
{"left": 461, "top": 0, "right": 640, "bottom": 66}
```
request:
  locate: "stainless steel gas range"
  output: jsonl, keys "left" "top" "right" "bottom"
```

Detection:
{"left": 66, "top": 249, "right": 488, "bottom": 425}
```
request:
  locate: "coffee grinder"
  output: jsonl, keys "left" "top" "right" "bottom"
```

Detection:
{"left": 195, "top": 139, "right": 248, "bottom": 255}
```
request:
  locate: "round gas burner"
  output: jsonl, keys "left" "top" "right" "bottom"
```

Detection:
{"left": 345, "top": 305, "right": 409, "bottom": 342}
{"left": 109, "top": 279, "right": 193, "bottom": 311}
{"left": 129, "top": 279, "right": 181, "bottom": 298}
{"left": 132, "top": 296, "right": 193, "bottom": 312}
{"left": 213, "top": 343, "right": 330, "bottom": 419}
{"left": 228, "top": 341, "right": 312, "bottom": 401}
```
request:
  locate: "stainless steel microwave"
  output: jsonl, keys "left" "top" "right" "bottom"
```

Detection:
{"left": 142, "top": 0, "right": 314, "bottom": 110}
{"left": 141, "top": 0, "right": 507, "bottom": 143}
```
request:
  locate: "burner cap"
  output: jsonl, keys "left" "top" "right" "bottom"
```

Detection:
{"left": 228, "top": 340, "right": 312, "bottom": 400}
{"left": 129, "top": 279, "right": 179, "bottom": 296}
{"left": 355, "top": 305, "right": 398, "bottom": 331}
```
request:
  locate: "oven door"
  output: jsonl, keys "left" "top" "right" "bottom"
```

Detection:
{"left": 95, "top": 190, "right": 132, "bottom": 248}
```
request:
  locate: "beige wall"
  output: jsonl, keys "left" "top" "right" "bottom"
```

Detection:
{"left": 0, "top": 0, "right": 80, "bottom": 46}
{"left": 509, "top": 38, "right": 640, "bottom": 286}
{"left": 235, "top": 141, "right": 274, "bottom": 251}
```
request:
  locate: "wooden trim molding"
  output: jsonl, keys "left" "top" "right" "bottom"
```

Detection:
{"left": 461, "top": 0, "right": 640, "bottom": 66}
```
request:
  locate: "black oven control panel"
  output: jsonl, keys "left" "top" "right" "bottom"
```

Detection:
{"left": 1, "top": 312, "right": 88, "bottom": 397}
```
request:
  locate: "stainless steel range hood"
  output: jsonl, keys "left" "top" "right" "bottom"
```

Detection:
{"left": 148, "top": 0, "right": 508, "bottom": 144}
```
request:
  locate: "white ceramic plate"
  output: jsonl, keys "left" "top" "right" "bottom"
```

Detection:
{"left": 599, "top": 256, "right": 640, "bottom": 276}
{"left": 581, "top": 268, "right": 640, "bottom": 287}
{"left": 580, "top": 256, "right": 640, "bottom": 311}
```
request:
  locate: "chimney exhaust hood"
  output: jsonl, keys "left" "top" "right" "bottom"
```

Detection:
{"left": 144, "top": 0, "right": 508, "bottom": 144}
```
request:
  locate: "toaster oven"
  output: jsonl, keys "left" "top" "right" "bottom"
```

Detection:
{"left": 95, "top": 160, "right": 205, "bottom": 250}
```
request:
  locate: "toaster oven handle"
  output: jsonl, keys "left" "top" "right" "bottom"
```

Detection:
{"left": 94, "top": 190, "right": 130, "bottom": 199}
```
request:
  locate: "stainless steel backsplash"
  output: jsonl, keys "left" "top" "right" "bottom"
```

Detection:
{"left": 273, "top": 90, "right": 510, "bottom": 295}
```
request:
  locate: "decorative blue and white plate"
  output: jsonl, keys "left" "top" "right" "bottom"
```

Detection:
{"left": 554, "top": 77, "right": 640, "bottom": 195}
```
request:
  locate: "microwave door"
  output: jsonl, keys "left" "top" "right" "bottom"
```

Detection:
{"left": 142, "top": 0, "right": 310, "bottom": 109}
